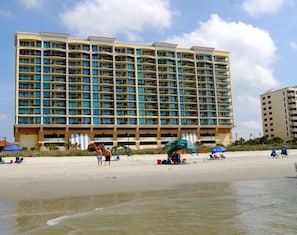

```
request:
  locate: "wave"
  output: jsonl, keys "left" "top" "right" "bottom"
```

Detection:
{"left": 47, "top": 214, "right": 72, "bottom": 226}
{"left": 47, "top": 207, "right": 104, "bottom": 226}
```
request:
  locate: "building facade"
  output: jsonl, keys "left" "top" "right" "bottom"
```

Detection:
{"left": 14, "top": 32, "right": 234, "bottom": 150}
{"left": 260, "top": 87, "right": 297, "bottom": 141}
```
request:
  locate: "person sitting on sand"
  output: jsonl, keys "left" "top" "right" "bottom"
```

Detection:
{"left": 209, "top": 153, "right": 219, "bottom": 160}
{"left": 271, "top": 149, "right": 278, "bottom": 158}
{"left": 280, "top": 148, "right": 288, "bottom": 158}
{"left": 172, "top": 152, "right": 181, "bottom": 164}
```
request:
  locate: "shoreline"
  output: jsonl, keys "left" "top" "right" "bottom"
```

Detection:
{"left": 1, "top": 150, "right": 297, "bottom": 201}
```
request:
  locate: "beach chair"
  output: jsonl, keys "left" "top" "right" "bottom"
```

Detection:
{"left": 270, "top": 149, "right": 279, "bottom": 158}
{"left": 220, "top": 153, "right": 226, "bottom": 159}
{"left": 280, "top": 148, "right": 288, "bottom": 158}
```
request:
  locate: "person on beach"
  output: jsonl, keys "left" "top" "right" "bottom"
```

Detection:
{"left": 96, "top": 147, "right": 103, "bottom": 165}
{"left": 104, "top": 147, "right": 111, "bottom": 165}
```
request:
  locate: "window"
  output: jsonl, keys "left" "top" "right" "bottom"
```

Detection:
{"left": 44, "top": 41, "right": 51, "bottom": 48}
{"left": 82, "top": 45, "right": 90, "bottom": 51}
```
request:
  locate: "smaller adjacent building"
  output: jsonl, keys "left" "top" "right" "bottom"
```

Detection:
{"left": 0, "top": 139, "right": 12, "bottom": 152}
{"left": 260, "top": 86, "right": 297, "bottom": 141}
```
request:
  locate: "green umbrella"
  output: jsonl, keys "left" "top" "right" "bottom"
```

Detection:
{"left": 163, "top": 139, "right": 199, "bottom": 153}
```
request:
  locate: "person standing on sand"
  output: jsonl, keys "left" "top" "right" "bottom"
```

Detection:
{"left": 104, "top": 147, "right": 111, "bottom": 166}
{"left": 96, "top": 147, "right": 103, "bottom": 166}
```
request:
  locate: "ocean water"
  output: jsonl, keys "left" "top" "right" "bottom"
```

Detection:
{"left": 1, "top": 177, "right": 297, "bottom": 235}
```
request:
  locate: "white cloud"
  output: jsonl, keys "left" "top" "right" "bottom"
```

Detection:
{"left": 289, "top": 41, "right": 297, "bottom": 51}
{"left": 242, "top": 0, "right": 292, "bottom": 16}
{"left": 60, "top": 0, "right": 175, "bottom": 41}
{"left": 19, "top": 0, "right": 43, "bottom": 9}
{"left": 167, "top": 14, "right": 279, "bottom": 140}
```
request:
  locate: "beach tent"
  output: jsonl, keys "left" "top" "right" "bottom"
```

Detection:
{"left": 162, "top": 139, "right": 199, "bottom": 154}
{"left": 111, "top": 145, "right": 132, "bottom": 156}
{"left": 3, "top": 144, "right": 23, "bottom": 152}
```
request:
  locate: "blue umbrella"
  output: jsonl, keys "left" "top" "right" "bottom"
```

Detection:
{"left": 211, "top": 146, "right": 226, "bottom": 154}
{"left": 3, "top": 144, "right": 23, "bottom": 152}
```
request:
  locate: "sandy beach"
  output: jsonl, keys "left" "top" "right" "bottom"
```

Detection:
{"left": 1, "top": 150, "right": 297, "bottom": 201}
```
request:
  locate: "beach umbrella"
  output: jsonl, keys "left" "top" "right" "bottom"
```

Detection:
{"left": 211, "top": 146, "right": 226, "bottom": 154}
{"left": 3, "top": 144, "right": 23, "bottom": 152}
{"left": 162, "top": 139, "right": 199, "bottom": 153}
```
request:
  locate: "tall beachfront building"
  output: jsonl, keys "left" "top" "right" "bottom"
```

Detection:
{"left": 260, "top": 87, "right": 297, "bottom": 141}
{"left": 14, "top": 32, "right": 234, "bottom": 150}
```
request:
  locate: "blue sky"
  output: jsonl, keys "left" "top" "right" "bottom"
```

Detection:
{"left": 1, "top": 0, "right": 297, "bottom": 142}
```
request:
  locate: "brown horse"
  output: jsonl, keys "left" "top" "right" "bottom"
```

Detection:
{"left": 88, "top": 143, "right": 106, "bottom": 154}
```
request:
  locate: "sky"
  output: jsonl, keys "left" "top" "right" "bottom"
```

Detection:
{"left": 1, "top": 0, "right": 297, "bottom": 143}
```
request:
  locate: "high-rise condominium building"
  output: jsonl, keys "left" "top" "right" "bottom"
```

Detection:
{"left": 260, "top": 87, "right": 297, "bottom": 141}
{"left": 14, "top": 32, "right": 234, "bottom": 150}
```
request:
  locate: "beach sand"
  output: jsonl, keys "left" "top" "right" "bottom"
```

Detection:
{"left": 1, "top": 150, "right": 296, "bottom": 201}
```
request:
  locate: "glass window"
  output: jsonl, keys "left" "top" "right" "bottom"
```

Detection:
{"left": 82, "top": 45, "right": 90, "bottom": 51}
{"left": 43, "top": 92, "right": 50, "bottom": 98}
{"left": 83, "top": 85, "right": 90, "bottom": 91}
{"left": 83, "top": 77, "right": 90, "bottom": 83}
{"left": 35, "top": 58, "right": 41, "bottom": 64}
{"left": 83, "top": 101, "right": 90, "bottom": 107}
{"left": 43, "top": 83, "right": 50, "bottom": 89}
{"left": 93, "top": 85, "right": 99, "bottom": 91}
{"left": 35, "top": 74, "right": 41, "bottom": 80}
{"left": 92, "top": 77, "right": 99, "bottom": 83}
{"left": 128, "top": 71, "right": 134, "bottom": 77}
{"left": 44, "top": 41, "right": 51, "bottom": 48}
{"left": 35, "top": 91, "right": 41, "bottom": 98}
{"left": 43, "top": 67, "right": 50, "bottom": 73}
{"left": 139, "top": 118, "right": 144, "bottom": 124}
{"left": 137, "top": 72, "right": 143, "bottom": 78}
{"left": 43, "top": 75, "right": 50, "bottom": 81}
{"left": 128, "top": 87, "right": 135, "bottom": 92}
{"left": 36, "top": 41, "right": 42, "bottom": 47}
{"left": 43, "top": 108, "right": 50, "bottom": 114}
{"left": 43, "top": 58, "right": 50, "bottom": 64}
{"left": 83, "top": 69, "right": 90, "bottom": 74}
{"left": 93, "top": 117, "right": 100, "bottom": 124}
{"left": 83, "top": 109, "right": 91, "bottom": 115}
{"left": 43, "top": 117, "right": 50, "bottom": 124}
{"left": 92, "top": 61, "right": 99, "bottom": 67}
{"left": 83, "top": 93, "right": 90, "bottom": 99}
{"left": 43, "top": 100, "right": 50, "bottom": 106}
{"left": 128, "top": 64, "right": 134, "bottom": 69}
{"left": 127, "top": 48, "right": 134, "bottom": 54}
{"left": 136, "top": 49, "right": 142, "bottom": 55}
{"left": 93, "top": 101, "right": 99, "bottom": 108}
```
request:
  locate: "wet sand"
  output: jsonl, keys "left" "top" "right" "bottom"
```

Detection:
{"left": 1, "top": 150, "right": 296, "bottom": 201}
